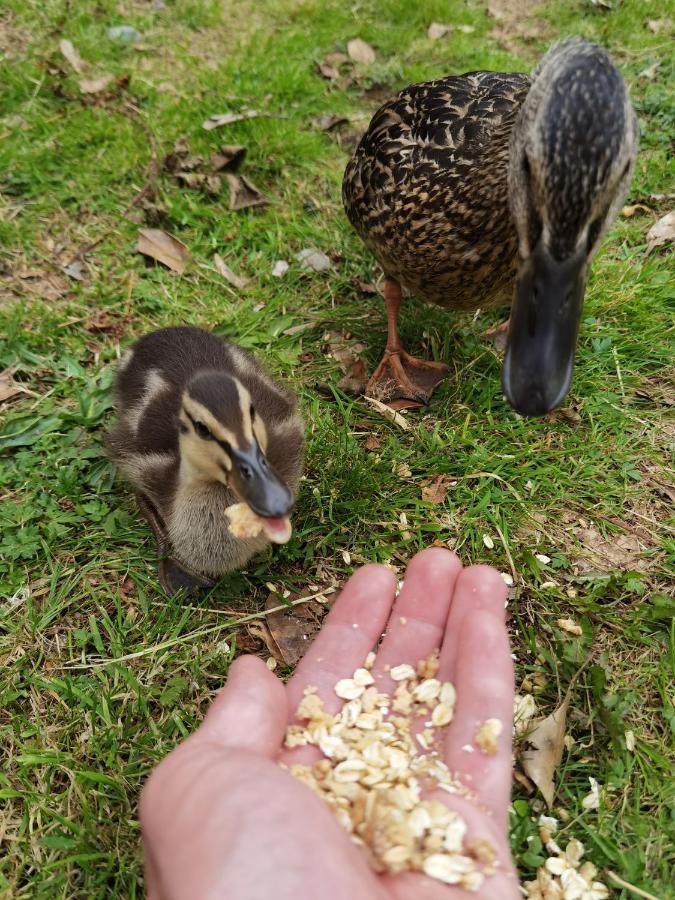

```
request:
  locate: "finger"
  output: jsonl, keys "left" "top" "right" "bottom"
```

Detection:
{"left": 438, "top": 565, "right": 508, "bottom": 684}
{"left": 443, "top": 610, "right": 514, "bottom": 824}
{"left": 285, "top": 564, "right": 397, "bottom": 718}
{"left": 372, "top": 548, "right": 462, "bottom": 689}
{"left": 196, "top": 655, "right": 288, "bottom": 756}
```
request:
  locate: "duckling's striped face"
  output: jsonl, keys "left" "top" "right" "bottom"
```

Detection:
{"left": 179, "top": 373, "right": 265, "bottom": 478}
{"left": 178, "top": 371, "right": 293, "bottom": 519}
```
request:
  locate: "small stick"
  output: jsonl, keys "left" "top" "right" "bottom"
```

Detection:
{"left": 607, "top": 871, "right": 660, "bottom": 900}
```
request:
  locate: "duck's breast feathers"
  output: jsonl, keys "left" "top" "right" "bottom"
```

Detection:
{"left": 343, "top": 71, "right": 531, "bottom": 218}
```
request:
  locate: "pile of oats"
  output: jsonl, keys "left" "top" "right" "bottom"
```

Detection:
{"left": 283, "top": 651, "right": 499, "bottom": 890}
{"left": 524, "top": 823, "right": 609, "bottom": 900}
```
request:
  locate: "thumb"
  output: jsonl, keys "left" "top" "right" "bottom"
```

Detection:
{"left": 196, "top": 655, "right": 288, "bottom": 756}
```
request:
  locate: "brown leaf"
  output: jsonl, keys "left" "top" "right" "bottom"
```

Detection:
{"left": 0, "top": 368, "right": 26, "bottom": 404}
{"left": 226, "top": 174, "right": 270, "bottom": 211}
{"left": 312, "top": 114, "right": 349, "bottom": 131}
{"left": 324, "top": 51, "right": 349, "bottom": 66}
{"left": 82, "top": 310, "right": 119, "bottom": 333}
{"left": 364, "top": 433, "right": 381, "bottom": 451}
{"left": 646, "top": 211, "right": 675, "bottom": 252}
{"left": 421, "top": 473, "right": 453, "bottom": 505}
{"left": 175, "top": 171, "right": 206, "bottom": 189}
{"left": 60, "top": 39, "right": 84, "bottom": 74}
{"left": 213, "top": 253, "right": 248, "bottom": 290}
{"left": 347, "top": 38, "right": 376, "bottom": 64}
{"left": 317, "top": 62, "right": 340, "bottom": 80}
{"left": 427, "top": 22, "right": 451, "bottom": 40}
{"left": 355, "top": 279, "right": 378, "bottom": 294}
{"left": 571, "top": 524, "right": 651, "bottom": 574}
{"left": 210, "top": 144, "right": 247, "bottom": 171}
{"left": 247, "top": 621, "right": 282, "bottom": 661}
{"left": 326, "top": 331, "right": 368, "bottom": 396}
{"left": 136, "top": 228, "right": 190, "bottom": 273}
{"left": 520, "top": 697, "right": 569, "bottom": 807}
{"left": 263, "top": 594, "right": 326, "bottom": 666}
{"left": 79, "top": 75, "right": 112, "bottom": 94}
{"left": 205, "top": 174, "right": 222, "bottom": 195}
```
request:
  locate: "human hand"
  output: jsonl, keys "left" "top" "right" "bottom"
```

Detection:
{"left": 140, "top": 548, "right": 520, "bottom": 899}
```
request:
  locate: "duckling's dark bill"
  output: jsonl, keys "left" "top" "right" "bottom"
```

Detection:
{"left": 502, "top": 242, "right": 586, "bottom": 417}
{"left": 229, "top": 442, "right": 295, "bottom": 520}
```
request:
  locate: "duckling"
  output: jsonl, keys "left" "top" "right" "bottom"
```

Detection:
{"left": 342, "top": 37, "right": 638, "bottom": 415}
{"left": 105, "top": 326, "right": 304, "bottom": 596}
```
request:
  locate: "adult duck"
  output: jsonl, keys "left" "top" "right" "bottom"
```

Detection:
{"left": 342, "top": 38, "right": 637, "bottom": 415}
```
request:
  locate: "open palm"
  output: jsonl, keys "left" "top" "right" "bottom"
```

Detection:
{"left": 141, "top": 548, "right": 520, "bottom": 899}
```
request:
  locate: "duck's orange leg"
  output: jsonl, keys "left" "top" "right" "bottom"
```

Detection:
{"left": 366, "top": 278, "right": 449, "bottom": 405}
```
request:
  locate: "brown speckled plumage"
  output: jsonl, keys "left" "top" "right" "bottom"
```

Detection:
{"left": 342, "top": 39, "right": 638, "bottom": 412}
{"left": 343, "top": 71, "right": 530, "bottom": 310}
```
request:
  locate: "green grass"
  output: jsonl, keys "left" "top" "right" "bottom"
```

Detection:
{"left": 1, "top": 0, "right": 674, "bottom": 896}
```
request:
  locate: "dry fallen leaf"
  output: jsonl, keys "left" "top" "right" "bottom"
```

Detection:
{"left": 427, "top": 22, "right": 451, "bottom": 40}
{"left": 79, "top": 75, "right": 112, "bottom": 94}
{"left": 60, "top": 39, "right": 84, "bottom": 74}
{"left": 297, "top": 248, "right": 332, "bottom": 272}
{"left": 226, "top": 174, "right": 269, "bottom": 211}
{"left": 520, "top": 697, "right": 569, "bottom": 807}
{"left": 213, "top": 253, "right": 248, "bottom": 290}
{"left": 421, "top": 473, "right": 453, "bottom": 505}
{"left": 638, "top": 61, "right": 660, "bottom": 80}
{"left": 646, "top": 17, "right": 673, "bottom": 33}
{"left": 210, "top": 144, "right": 247, "bottom": 171}
{"left": 248, "top": 620, "right": 283, "bottom": 662}
{"left": 646, "top": 211, "right": 675, "bottom": 253}
{"left": 202, "top": 110, "right": 264, "bottom": 130}
{"left": 364, "top": 433, "right": 381, "bottom": 451}
{"left": 0, "top": 368, "right": 27, "bottom": 404}
{"left": 265, "top": 593, "right": 326, "bottom": 666}
{"left": 312, "top": 114, "right": 349, "bottom": 131}
{"left": 317, "top": 62, "right": 340, "bottom": 80}
{"left": 347, "top": 38, "right": 376, "bottom": 64}
{"left": 136, "top": 228, "right": 190, "bottom": 273}
{"left": 271, "top": 260, "right": 289, "bottom": 278}
{"left": 362, "top": 396, "right": 410, "bottom": 431}
{"left": 325, "top": 331, "right": 368, "bottom": 395}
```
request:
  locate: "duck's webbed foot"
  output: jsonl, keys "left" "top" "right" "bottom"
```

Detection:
{"left": 366, "top": 277, "right": 449, "bottom": 405}
{"left": 158, "top": 557, "right": 216, "bottom": 597}
{"left": 135, "top": 491, "right": 215, "bottom": 597}
{"left": 367, "top": 349, "right": 449, "bottom": 405}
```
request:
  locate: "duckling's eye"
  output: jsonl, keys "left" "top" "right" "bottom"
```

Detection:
{"left": 249, "top": 404, "right": 255, "bottom": 420}
{"left": 194, "top": 421, "right": 212, "bottom": 440}
{"left": 522, "top": 155, "right": 531, "bottom": 179}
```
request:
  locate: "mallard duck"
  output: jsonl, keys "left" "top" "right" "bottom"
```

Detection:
{"left": 106, "top": 326, "right": 304, "bottom": 596}
{"left": 343, "top": 37, "right": 638, "bottom": 415}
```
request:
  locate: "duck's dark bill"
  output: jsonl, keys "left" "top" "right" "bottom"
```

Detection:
{"left": 230, "top": 442, "right": 295, "bottom": 520}
{"left": 502, "top": 241, "right": 586, "bottom": 417}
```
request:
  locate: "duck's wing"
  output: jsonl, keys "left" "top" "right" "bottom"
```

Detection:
{"left": 343, "top": 71, "right": 531, "bottom": 239}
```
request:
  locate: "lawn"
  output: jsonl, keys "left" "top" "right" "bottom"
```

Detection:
{"left": 1, "top": 0, "right": 673, "bottom": 896}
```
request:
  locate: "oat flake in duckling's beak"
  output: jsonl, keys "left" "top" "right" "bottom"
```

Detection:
{"left": 225, "top": 502, "right": 293, "bottom": 545}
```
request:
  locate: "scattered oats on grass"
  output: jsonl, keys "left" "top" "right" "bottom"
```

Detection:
{"left": 501, "top": 572, "right": 514, "bottom": 586}
{"left": 514, "top": 693, "right": 538, "bottom": 734}
{"left": 483, "top": 534, "right": 494, "bottom": 549}
{"left": 474, "top": 718, "right": 502, "bottom": 754}
{"left": 625, "top": 730, "right": 635, "bottom": 752}
{"left": 283, "top": 653, "right": 492, "bottom": 888}
{"left": 265, "top": 657, "right": 277, "bottom": 671}
{"left": 581, "top": 777, "right": 600, "bottom": 811}
{"left": 524, "top": 838, "right": 609, "bottom": 900}
{"left": 556, "top": 618, "right": 583, "bottom": 636}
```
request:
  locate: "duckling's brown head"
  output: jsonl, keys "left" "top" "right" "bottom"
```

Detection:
{"left": 178, "top": 370, "right": 294, "bottom": 522}
{"left": 504, "top": 38, "right": 638, "bottom": 416}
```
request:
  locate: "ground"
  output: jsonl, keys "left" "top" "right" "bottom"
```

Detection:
{"left": 0, "top": 0, "right": 673, "bottom": 897}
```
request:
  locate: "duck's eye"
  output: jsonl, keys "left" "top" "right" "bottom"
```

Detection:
{"left": 194, "top": 421, "right": 212, "bottom": 440}
{"left": 250, "top": 403, "right": 255, "bottom": 420}
{"left": 522, "top": 155, "right": 531, "bottom": 179}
